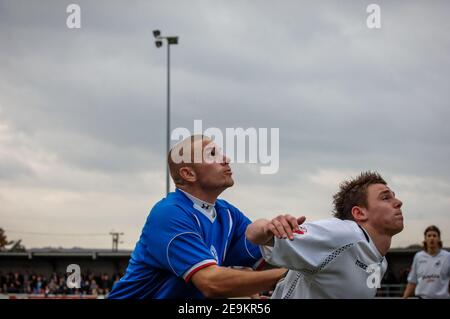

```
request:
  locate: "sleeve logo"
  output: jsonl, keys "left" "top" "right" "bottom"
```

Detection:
{"left": 293, "top": 225, "right": 307, "bottom": 235}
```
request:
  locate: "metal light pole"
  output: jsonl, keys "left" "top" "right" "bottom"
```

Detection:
{"left": 153, "top": 30, "right": 178, "bottom": 196}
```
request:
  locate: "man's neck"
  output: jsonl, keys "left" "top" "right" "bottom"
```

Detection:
{"left": 177, "top": 186, "right": 223, "bottom": 204}
{"left": 360, "top": 224, "right": 392, "bottom": 256}
{"left": 427, "top": 247, "right": 440, "bottom": 256}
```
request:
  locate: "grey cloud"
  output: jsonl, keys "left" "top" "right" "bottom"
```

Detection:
{"left": 1, "top": 0, "right": 449, "bottom": 248}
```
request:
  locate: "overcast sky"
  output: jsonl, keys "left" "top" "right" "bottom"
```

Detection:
{"left": 1, "top": 0, "right": 449, "bottom": 250}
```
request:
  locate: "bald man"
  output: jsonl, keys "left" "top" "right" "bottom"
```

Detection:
{"left": 108, "top": 135, "right": 291, "bottom": 299}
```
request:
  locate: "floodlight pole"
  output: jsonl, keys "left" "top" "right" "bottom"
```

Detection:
{"left": 153, "top": 30, "right": 178, "bottom": 196}
{"left": 166, "top": 41, "right": 170, "bottom": 197}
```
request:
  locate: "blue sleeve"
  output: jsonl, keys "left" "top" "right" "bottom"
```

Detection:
{"left": 222, "top": 204, "right": 262, "bottom": 268}
{"left": 142, "top": 204, "right": 217, "bottom": 281}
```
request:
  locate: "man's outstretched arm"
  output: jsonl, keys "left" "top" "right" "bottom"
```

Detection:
{"left": 246, "top": 215, "right": 306, "bottom": 246}
{"left": 191, "top": 265, "right": 286, "bottom": 298}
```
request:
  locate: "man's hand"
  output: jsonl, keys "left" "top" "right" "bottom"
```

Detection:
{"left": 246, "top": 215, "right": 306, "bottom": 246}
{"left": 265, "top": 215, "right": 306, "bottom": 241}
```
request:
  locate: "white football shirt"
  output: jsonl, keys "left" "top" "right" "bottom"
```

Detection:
{"left": 261, "top": 217, "right": 387, "bottom": 299}
{"left": 407, "top": 249, "right": 450, "bottom": 299}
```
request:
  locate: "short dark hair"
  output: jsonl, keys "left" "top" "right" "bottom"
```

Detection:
{"left": 332, "top": 171, "right": 387, "bottom": 221}
{"left": 423, "top": 225, "right": 443, "bottom": 250}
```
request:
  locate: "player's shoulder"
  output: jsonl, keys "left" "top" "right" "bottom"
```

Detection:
{"left": 307, "top": 217, "right": 358, "bottom": 232}
{"left": 442, "top": 250, "right": 450, "bottom": 266}
{"left": 439, "top": 249, "right": 450, "bottom": 258}
{"left": 216, "top": 198, "right": 236, "bottom": 209}
{"left": 440, "top": 249, "right": 450, "bottom": 255}
{"left": 147, "top": 193, "right": 194, "bottom": 224}
{"left": 412, "top": 250, "right": 428, "bottom": 261}
{"left": 415, "top": 250, "right": 427, "bottom": 257}
{"left": 304, "top": 217, "right": 363, "bottom": 243}
{"left": 215, "top": 198, "right": 244, "bottom": 216}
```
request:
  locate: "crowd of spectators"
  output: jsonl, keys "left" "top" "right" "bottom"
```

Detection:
{"left": 0, "top": 271, "right": 122, "bottom": 296}
{"left": 1, "top": 268, "right": 413, "bottom": 297}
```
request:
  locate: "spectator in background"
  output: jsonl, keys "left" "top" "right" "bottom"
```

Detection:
{"left": 33, "top": 275, "right": 43, "bottom": 294}
{"left": 81, "top": 279, "right": 90, "bottom": 295}
{"left": 90, "top": 279, "right": 98, "bottom": 296}
{"left": 403, "top": 225, "right": 450, "bottom": 299}
{"left": 47, "top": 278, "right": 58, "bottom": 294}
{"left": 57, "top": 276, "right": 66, "bottom": 295}
{"left": 99, "top": 274, "right": 110, "bottom": 295}
{"left": 7, "top": 282, "right": 19, "bottom": 293}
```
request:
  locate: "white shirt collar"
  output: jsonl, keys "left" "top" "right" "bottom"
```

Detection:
{"left": 425, "top": 249, "right": 442, "bottom": 258}
{"left": 178, "top": 188, "right": 217, "bottom": 222}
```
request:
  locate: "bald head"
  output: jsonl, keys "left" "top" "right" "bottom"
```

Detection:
{"left": 168, "top": 135, "right": 210, "bottom": 186}
{"left": 168, "top": 135, "right": 234, "bottom": 196}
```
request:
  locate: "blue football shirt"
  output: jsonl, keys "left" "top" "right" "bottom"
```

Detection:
{"left": 108, "top": 188, "right": 263, "bottom": 299}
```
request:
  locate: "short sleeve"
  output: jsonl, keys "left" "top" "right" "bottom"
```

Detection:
{"left": 407, "top": 254, "right": 418, "bottom": 284}
{"left": 221, "top": 203, "right": 263, "bottom": 269}
{"left": 261, "top": 218, "right": 359, "bottom": 274}
{"left": 447, "top": 253, "right": 450, "bottom": 277}
{"left": 142, "top": 204, "right": 217, "bottom": 282}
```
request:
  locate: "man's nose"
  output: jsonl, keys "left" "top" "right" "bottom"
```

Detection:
{"left": 222, "top": 154, "right": 231, "bottom": 165}
{"left": 394, "top": 198, "right": 403, "bottom": 208}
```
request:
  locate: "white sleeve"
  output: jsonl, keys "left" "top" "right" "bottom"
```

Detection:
{"left": 447, "top": 253, "right": 450, "bottom": 277}
{"left": 260, "top": 218, "right": 359, "bottom": 274}
{"left": 407, "top": 254, "right": 418, "bottom": 284}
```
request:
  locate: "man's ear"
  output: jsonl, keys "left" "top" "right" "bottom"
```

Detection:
{"left": 351, "top": 206, "right": 368, "bottom": 222}
{"left": 179, "top": 166, "right": 196, "bottom": 183}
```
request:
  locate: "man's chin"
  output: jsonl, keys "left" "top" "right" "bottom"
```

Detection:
{"left": 393, "top": 223, "right": 404, "bottom": 235}
{"left": 225, "top": 179, "right": 234, "bottom": 188}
